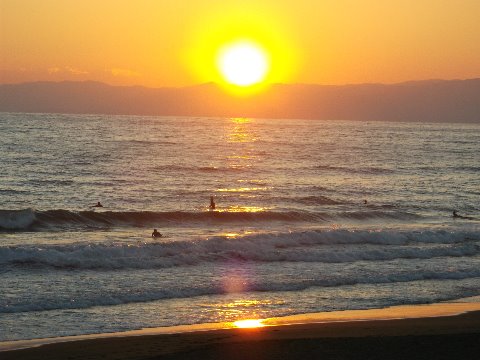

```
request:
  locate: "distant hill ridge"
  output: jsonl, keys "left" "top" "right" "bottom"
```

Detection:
{"left": 1, "top": 79, "right": 479, "bottom": 122}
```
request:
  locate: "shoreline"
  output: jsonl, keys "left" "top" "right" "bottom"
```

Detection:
{"left": 2, "top": 300, "right": 480, "bottom": 359}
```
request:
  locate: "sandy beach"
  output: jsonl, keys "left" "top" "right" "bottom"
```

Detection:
{"left": 2, "top": 302, "right": 480, "bottom": 360}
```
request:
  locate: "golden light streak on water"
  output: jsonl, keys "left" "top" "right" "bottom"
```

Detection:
{"left": 233, "top": 319, "right": 265, "bottom": 328}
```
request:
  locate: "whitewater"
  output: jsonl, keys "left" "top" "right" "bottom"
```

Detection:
{"left": 1, "top": 113, "right": 479, "bottom": 341}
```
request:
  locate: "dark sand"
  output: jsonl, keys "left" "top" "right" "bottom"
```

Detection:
{"left": 2, "top": 309, "right": 480, "bottom": 360}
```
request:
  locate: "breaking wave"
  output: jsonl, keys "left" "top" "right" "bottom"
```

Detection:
{"left": 4, "top": 270, "right": 480, "bottom": 314}
{"left": 2, "top": 228, "right": 479, "bottom": 314}
{"left": 0, "top": 209, "right": 36, "bottom": 230}
{"left": 2, "top": 229, "right": 479, "bottom": 270}
{"left": 0, "top": 208, "right": 422, "bottom": 231}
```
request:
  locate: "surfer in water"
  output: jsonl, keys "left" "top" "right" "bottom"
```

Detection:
{"left": 93, "top": 202, "right": 103, "bottom": 208}
{"left": 210, "top": 196, "right": 216, "bottom": 210}
{"left": 452, "top": 210, "right": 474, "bottom": 220}
{"left": 152, "top": 229, "right": 162, "bottom": 238}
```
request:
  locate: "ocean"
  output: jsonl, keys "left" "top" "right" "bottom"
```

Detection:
{"left": 1, "top": 113, "right": 479, "bottom": 341}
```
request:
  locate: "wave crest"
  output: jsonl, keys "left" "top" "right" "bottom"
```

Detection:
{"left": 2, "top": 229, "right": 478, "bottom": 270}
{"left": 0, "top": 209, "right": 36, "bottom": 230}
{"left": 0, "top": 208, "right": 422, "bottom": 231}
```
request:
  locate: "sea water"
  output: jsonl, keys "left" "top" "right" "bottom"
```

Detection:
{"left": 1, "top": 113, "right": 479, "bottom": 341}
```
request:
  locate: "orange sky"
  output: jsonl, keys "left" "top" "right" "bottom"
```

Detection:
{"left": 1, "top": 0, "right": 479, "bottom": 87}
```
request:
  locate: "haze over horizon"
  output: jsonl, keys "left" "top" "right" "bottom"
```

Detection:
{"left": 3, "top": 76, "right": 479, "bottom": 88}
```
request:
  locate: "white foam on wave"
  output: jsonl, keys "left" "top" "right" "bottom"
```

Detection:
{"left": 1, "top": 229, "right": 479, "bottom": 270}
{"left": 2, "top": 266, "right": 480, "bottom": 314}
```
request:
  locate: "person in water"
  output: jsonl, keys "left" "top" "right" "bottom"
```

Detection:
{"left": 152, "top": 229, "right": 162, "bottom": 238}
{"left": 210, "top": 196, "right": 215, "bottom": 210}
{"left": 93, "top": 202, "right": 103, "bottom": 208}
{"left": 452, "top": 210, "right": 474, "bottom": 220}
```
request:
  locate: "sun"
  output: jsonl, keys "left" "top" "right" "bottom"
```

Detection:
{"left": 217, "top": 41, "right": 269, "bottom": 87}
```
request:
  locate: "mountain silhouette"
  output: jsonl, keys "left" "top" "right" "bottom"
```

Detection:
{"left": 1, "top": 79, "right": 479, "bottom": 122}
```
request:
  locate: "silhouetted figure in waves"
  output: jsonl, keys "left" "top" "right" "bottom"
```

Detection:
{"left": 453, "top": 210, "right": 474, "bottom": 220}
{"left": 210, "top": 196, "right": 216, "bottom": 210}
{"left": 152, "top": 229, "right": 163, "bottom": 238}
{"left": 93, "top": 202, "right": 103, "bottom": 208}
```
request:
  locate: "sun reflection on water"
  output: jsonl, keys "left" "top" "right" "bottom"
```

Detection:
{"left": 217, "top": 187, "right": 269, "bottom": 192}
{"left": 233, "top": 319, "right": 265, "bottom": 328}
{"left": 211, "top": 205, "right": 268, "bottom": 212}
{"left": 211, "top": 117, "right": 272, "bottom": 213}
{"left": 228, "top": 118, "right": 257, "bottom": 143}
{"left": 199, "top": 297, "right": 286, "bottom": 327}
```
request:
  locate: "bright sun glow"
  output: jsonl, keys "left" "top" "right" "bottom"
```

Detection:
{"left": 233, "top": 319, "right": 265, "bottom": 328}
{"left": 217, "top": 41, "right": 269, "bottom": 87}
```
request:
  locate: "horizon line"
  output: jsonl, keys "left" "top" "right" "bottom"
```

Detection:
{"left": 1, "top": 77, "right": 479, "bottom": 90}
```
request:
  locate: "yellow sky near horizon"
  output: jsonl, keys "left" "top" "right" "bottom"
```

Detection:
{"left": 1, "top": 0, "right": 479, "bottom": 87}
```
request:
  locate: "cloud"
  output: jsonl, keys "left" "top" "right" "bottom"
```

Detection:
{"left": 110, "top": 68, "right": 141, "bottom": 77}
{"left": 48, "top": 67, "right": 61, "bottom": 74}
{"left": 47, "top": 66, "right": 88, "bottom": 75}
{"left": 65, "top": 66, "right": 89, "bottom": 75}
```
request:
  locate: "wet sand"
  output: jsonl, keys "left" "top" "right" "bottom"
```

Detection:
{"left": 2, "top": 303, "right": 480, "bottom": 360}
